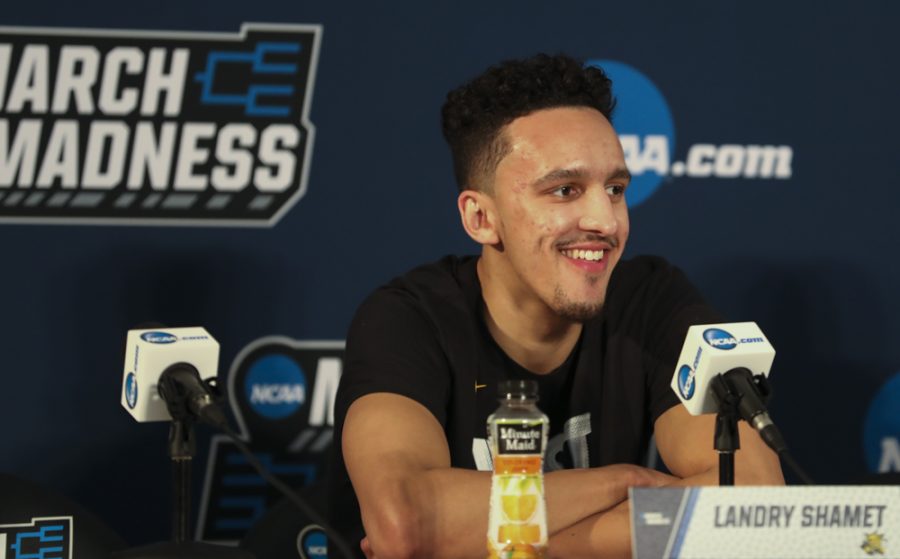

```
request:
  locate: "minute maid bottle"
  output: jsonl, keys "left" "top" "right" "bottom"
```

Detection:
{"left": 487, "top": 380, "right": 549, "bottom": 559}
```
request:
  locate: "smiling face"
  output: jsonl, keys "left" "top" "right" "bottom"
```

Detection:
{"left": 480, "top": 106, "right": 630, "bottom": 321}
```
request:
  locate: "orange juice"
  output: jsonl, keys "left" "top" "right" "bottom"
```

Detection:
{"left": 486, "top": 381, "right": 548, "bottom": 559}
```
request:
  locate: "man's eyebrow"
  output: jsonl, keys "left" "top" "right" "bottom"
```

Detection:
{"left": 610, "top": 167, "right": 632, "bottom": 182}
{"left": 532, "top": 166, "right": 632, "bottom": 188}
{"left": 531, "top": 167, "right": 590, "bottom": 188}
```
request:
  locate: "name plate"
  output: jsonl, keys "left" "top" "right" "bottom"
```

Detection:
{"left": 630, "top": 486, "right": 900, "bottom": 558}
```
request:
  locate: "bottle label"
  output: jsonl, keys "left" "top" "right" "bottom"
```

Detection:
{"left": 497, "top": 423, "right": 544, "bottom": 455}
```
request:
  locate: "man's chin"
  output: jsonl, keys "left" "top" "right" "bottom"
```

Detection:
{"left": 551, "top": 290, "right": 605, "bottom": 321}
{"left": 551, "top": 281, "right": 609, "bottom": 321}
{"left": 555, "top": 302, "right": 604, "bottom": 322}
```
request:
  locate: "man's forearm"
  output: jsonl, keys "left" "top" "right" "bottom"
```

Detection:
{"left": 547, "top": 500, "right": 631, "bottom": 559}
{"left": 545, "top": 464, "right": 675, "bottom": 535}
{"left": 664, "top": 455, "right": 786, "bottom": 488}
{"left": 544, "top": 452, "right": 785, "bottom": 559}
{"left": 363, "top": 465, "right": 669, "bottom": 559}
{"left": 543, "top": 472, "right": 718, "bottom": 559}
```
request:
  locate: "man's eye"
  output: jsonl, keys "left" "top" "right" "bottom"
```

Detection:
{"left": 606, "top": 184, "right": 626, "bottom": 197}
{"left": 552, "top": 185, "right": 576, "bottom": 197}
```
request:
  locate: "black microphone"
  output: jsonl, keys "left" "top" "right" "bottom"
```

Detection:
{"left": 157, "top": 363, "right": 227, "bottom": 428}
{"left": 716, "top": 367, "right": 787, "bottom": 454}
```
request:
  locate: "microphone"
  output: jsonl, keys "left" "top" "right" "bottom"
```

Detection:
{"left": 121, "top": 327, "right": 225, "bottom": 427}
{"left": 670, "top": 322, "right": 785, "bottom": 452}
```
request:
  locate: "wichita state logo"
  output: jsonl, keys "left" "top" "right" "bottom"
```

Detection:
{"left": 862, "top": 532, "right": 886, "bottom": 556}
{"left": 0, "top": 23, "right": 320, "bottom": 226}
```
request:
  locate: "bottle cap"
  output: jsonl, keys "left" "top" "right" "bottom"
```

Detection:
{"left": 498, "top": 379, "right": 539, "bottom": 400}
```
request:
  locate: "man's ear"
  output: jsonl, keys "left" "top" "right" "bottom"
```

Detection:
{"left": 457, "top": 189, "right": 500, "bottom": 246}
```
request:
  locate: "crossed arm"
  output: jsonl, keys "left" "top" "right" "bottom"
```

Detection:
{"left": 343, "top": 392, "right": 784, "bottom": 559}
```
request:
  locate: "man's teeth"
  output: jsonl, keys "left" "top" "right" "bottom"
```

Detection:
{"left": 561, "top": 249, "right": 605, "bottom": 262}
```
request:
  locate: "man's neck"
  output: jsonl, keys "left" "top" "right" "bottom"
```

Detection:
{"left": 477, "top": 256, "right": 582, "bottom": 374}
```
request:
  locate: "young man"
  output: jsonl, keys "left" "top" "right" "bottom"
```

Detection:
{"left": 329, "top": 54, "right": 784, "bottom": 559}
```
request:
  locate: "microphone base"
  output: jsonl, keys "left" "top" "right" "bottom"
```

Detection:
{"left": 111, "top": 541, "right": 256, "bottom": 559}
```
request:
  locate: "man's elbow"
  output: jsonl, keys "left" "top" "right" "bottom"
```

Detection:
{"left": 362, "top": 498, "right": 429, "bottom": 559}
{"left": 736, "top": 453, "right": 786, "bottom": 485}
{"left": 738, "top": 466, "right": 786, "bottom": 486}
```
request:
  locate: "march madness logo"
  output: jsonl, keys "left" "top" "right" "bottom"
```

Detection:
{"left": 0, "top": 517, "right": 72, "bottom": 559}
{"left": 0, "top": 23, "right": 321, "bottom": 226}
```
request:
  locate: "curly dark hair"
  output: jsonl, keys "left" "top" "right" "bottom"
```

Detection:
{"left": 441, "top": 53, "right": 616, "bottom": 192}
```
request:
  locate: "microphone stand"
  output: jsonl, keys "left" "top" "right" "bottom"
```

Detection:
{"left": 112, "top": 418, "right": 254, "bottom": 558}
{"left": 710, "top": 375, "right": 740, "bottom": 486}
{"left": 171, "top": 418, "right": 192, "bottom": 545}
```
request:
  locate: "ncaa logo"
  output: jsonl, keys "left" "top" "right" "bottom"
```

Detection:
{"left": 141, "top": 331, "right": 177, "bottom": 344}
{"left": 703, "top": 328, "right": 738, "bottom": 350}
{"left": 245, "top": 353, "right": 307, "bottom": 419}
{"left": 586, "top": 60, "right": 673, "bottom": 208}
{"left": 677, "top": 365, "right": 695, "bottom": 399}
{"left": 586, "top": 60, "right": 793, "bottom": 209}
{"left": 297, "top": 524, "right": 327, "bottom": 559}
{"left": 863, "top": 372, "right": 900, "bottom": 473}
{"left": 124, "top": 372, "right": 138, "bottom": 408}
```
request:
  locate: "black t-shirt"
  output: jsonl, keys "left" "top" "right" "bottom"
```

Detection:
{"left": 328, "top": 255, "right": 721, "bottom": 552}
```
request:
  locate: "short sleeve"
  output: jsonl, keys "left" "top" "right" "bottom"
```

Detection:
{"left": 631, "top": 260, "right": 724, "bottom": 425}
{"left": 335, "top": 286, "right": 452, "bottom": 429}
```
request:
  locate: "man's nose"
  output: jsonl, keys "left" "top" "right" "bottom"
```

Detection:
{"left": 577, "top": 187, "right": 619, "bottom": 235}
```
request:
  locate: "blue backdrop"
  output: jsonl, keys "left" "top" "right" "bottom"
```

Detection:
{"left": 1, "top": 0, "right": 899, "bottom": 547}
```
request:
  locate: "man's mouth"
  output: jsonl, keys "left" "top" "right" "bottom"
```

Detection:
{"left": 560, "top": 248, "right": 605, "bottom": 262}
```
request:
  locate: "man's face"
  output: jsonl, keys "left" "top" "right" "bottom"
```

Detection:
{"left": 487, "top": 106, "right": 630, "bottom": 321}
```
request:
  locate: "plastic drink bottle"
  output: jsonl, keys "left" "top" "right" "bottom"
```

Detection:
{"left": 486, "top": 380, "right": 549, "bottom": 559}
